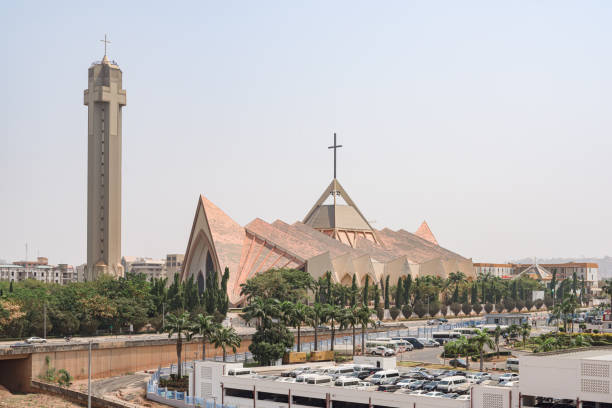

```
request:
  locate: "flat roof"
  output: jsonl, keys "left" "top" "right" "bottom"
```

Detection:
{"left": 530, "top": 348, "right": 612, "bottom": 360}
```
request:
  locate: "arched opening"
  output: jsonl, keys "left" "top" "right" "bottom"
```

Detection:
{"left": 197, "top": 271, "right": 205, "bottom": 295}
{"left": 340, "top": 273, "right": 353, "bottom": 286}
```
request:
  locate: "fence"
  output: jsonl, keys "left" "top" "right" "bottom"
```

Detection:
{"left": 147, "top": 367, "right": 237, "bottom": 408}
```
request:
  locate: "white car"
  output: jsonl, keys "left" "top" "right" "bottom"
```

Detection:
{"left": 26, "top": 337, "right": 46, "bottom": 344}
{"left": 424, "top": 391, "right": 445, "bottom": 397}
{"left": 456, "top": 395, "right": 471, "bottom": 400}
{"left": 372, "top": 346, "right": 395, "bottom": 356}
{"left": 474, "top": 372, "right": 491, "bottom": 380}
{"left": 396, "top": 379, "right": 415, "bottom": 388}
{"left": 409, "top": 390, "right": 429, "bottom": 395}
{"left": 499, "top": 380, "right": 518, "bottom": 387}
{"left": 498, "top": 373, "right": 519, "bottom": 383}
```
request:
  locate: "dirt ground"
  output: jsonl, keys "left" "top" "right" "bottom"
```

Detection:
{"left": 0, "top": 385, "right": 82, "bottom": 408}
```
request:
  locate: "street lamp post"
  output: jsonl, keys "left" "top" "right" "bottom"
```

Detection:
{"left": 88, "top": 340, "right": 92, "bottom": 408}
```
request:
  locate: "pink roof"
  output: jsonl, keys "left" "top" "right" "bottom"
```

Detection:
{"left": 415, "top": 221, "right": 439, "bottom": 246}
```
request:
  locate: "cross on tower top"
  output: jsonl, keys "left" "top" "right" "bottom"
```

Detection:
{"left": 100, "top": 34, "right": 111, "bottom": 56}
{"left": 328, "top": 132, "right": 342, "bottom": 179}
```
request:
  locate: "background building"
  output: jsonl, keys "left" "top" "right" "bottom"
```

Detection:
{"left": 122, "top": 256, "right": 166, "bottom": 281}
{"left": 0, "top": 257, "right": 77, "bottom": 284}
{"left": 165, "top": 253, "right": 184, "bottom": 280}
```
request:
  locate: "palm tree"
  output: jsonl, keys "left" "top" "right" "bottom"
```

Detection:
{"left": 241, "top": 297, "right": 279, "bottom": 329}
{"left": 192, "top": 313, "right": 220, "bottom": 361}
{"left": 163, "top": 311, "right": 195, "bottom": 378}
{"left": 471, "top": 329, "right": 495, "bottom": 371}
{"left": 324, "top": 304, "right": 341, "bottom": 351}
{"left": 310, "top": 303, "right": 327, "bottom": 351}
{"left": 356, "top": 306, "right": 375, "bottom": 355}
{"left": 282, "top": 302, "right": 309, "bottom": 352}
{"left": 520, "top": 323, "right": 531, "bottom": 348}
{"left": 493, "top": 325, "right": 502, "bottom": 358}
{"left": 447, "top": 271, "right": 467, "bottom": 303}
{"left": 601, "top": 280, "right": 612, "bottom": 306}
{"left": 533, "top": 336, "right": 558, "bottom": 352}
{"left": 339, "top": 306, "right": 359, "bottom": 356}
{"left": 572, "top": 334, "right": 591, "bottom": 348}
{"left": 454, "top": 335, "right": 471, "bottom": 371}
{"left": 210, "top": 326, "right": 241, "bottom": 362}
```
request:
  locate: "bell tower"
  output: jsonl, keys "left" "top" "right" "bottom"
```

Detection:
{"left": 84, "top": 35, "right": 126, "bottom": 279}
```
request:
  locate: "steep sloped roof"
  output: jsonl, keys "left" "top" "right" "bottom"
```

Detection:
{"left": 199, "top": 195, "right": 245, "bottom": 296}
{"left": 415, "top": 221, "right": 439, "bottom": 245}
{"left": 376, "top": 228, "right": 467, "bottom": 263}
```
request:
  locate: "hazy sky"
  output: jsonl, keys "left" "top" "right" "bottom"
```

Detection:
{"left": 1, "top": 1, "right": 611, "bottom": 266}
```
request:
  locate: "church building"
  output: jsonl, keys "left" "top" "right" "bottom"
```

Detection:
{"left": 180, "top": 136, "right": 473, "bottom": 306}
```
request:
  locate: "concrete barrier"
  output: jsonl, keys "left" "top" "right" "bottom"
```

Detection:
{"left": 31, "top": 380, "right": 138, "bottom": 408}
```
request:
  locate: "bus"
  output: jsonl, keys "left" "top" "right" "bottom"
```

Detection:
{"left": 365, "top": 340, "right": 400, "bottom": 354}
{"left": 453, "top": 327, "right": 479, "bottom": 337}
{"left": 432, "top": 331, "right": 461, "bottom": 344}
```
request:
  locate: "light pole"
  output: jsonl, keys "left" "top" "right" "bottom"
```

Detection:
{"left": 43, "top": 301, "right": 47, "bottom": 340}
{"left": 88, "top": 340, "right": 92, "bottom": 408}
{"left": 162, "top": 303, "right": 165, "bottom": 331}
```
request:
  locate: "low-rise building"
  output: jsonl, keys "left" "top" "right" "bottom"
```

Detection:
{"left": 165, "top": 253, "right": 184, "bottom": 280}
{"left": 125, "top": 257, "right": 166, "bottom": 281}
{"left": 485, "top": 313, "right": 529, "bottom": 327}
{"left": 0, "top": 257, "right": 76, "bottom": 284}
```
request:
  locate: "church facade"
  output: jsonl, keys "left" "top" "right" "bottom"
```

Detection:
{"left": 180, "top": 177, "right": 473, "bottom": 306}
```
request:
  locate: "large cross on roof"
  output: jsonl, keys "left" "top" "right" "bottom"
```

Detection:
{"left": 100, "top": 34, "right": 111, "bottom": 56}
{"left": 328, "top": 132, "right": 342, "bottom": 179}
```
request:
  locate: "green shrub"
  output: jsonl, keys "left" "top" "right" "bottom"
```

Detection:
{"left": 389, "top": 307, "right": 400, "bottom": 320}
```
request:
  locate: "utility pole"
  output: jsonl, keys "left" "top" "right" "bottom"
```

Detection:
{"left": 88, "top": 341, "right": 92, "bottom": 408}
{"left": 43, "top": 301, "right": 47, "bottom": 339}
{"left": 162, "top": 303, "right": 165, "bottom": 329}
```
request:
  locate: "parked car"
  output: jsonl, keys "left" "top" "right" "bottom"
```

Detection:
{"left": 402, "top": 337, "right": 425, "bottom": 349}
{"left": 442, "top": 393, "right": 460, "bottom": 399}
{"left": 396, "top": 379, "right": 415, "bottom": 388}
{"left": 449, "top": 358, "right": 468, "bottom": 368}
{"left": 424, "top": 391, "right": 445, "bottom": 397}
{"left": 371, "top": 346, "right": 395, "bottom": 356}
{"left": 437, "top": 318, "right": 449, "bottom": 323}
{"left": 418, "top": 338, "right": 439, "bottom": 347}
{"left": 456, "top": 394, "right": 471, "bottom": 400}
{"left": 284, "top": 366, "right": 312, "bottom": 378}
{"left": 408, "top": 380, "right": 427, "bottom": 390}
{"left": 474, "top": 372, "right": 492, "bottom": 381}
{"left": 422, "top": 381, "right": 440, "bottom": 391}
{"left": 26, "top": 337, "right": 46, "bottom": 344}
{"left": 11, "top": 342, "right": 30, "bottom": 348}
{"left": 426, "top": 319, "right": 437, "bottom": 326}
{"left": 378, "top": 384, "right": 401, "bottom": 392}
{"left": 498, "top": 373, "right": 519, "bottom": 383}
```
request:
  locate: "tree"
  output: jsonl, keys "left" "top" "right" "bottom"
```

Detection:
{"left": 9, "top": 281, "right": 13, "bottom": 293}
{"left": 471, "top": 329, "right": 494, "bottom": 371}
{"left": 401, "top": 304, "right": 412, "bottom": 320}
{"left": 286, "top": 302, "right": 309, "bottom": 352}
{"left": 544, "top": 294, "right": 553, "bottom": 309}
{"left": 362, "top": 275, "right": 370, "bottom": 306}
{"left": 356, "top": 306, "right": 374, "bottom": 355}
{"left": 454, "top": 336, "right": 471, "bottom": 370}
{"left": 163, "top": 311, "right": 194, "bottom": 378}
{"left": 503, "top": 298, "right": 515, "bottom": 313}
{"left": 403, "top": 275, "right": 412, "bottom": 306}
{"left": 520, "top": 323, "right": 531, "bottom": 348}
{"left": 428, "top": 300, "right": 441, "bottom": 317}
{"left": 239, "top": 269, "right": 314, "bottom": 303}
{"left": 217, "top": 267, "right": 230, "bottom": 315}
{"left": 167, "top": 273, "right": 184, "bottom": 312}
{"left": 323, "top": 304, "right": 341, "bottom": 351}
{"left": 447, "top": 272, "right": 467, "bottom": 303}
{"left": 210, "top": 326, "right": 241, "bottom": 362}
{"left": 373, "top": 282, "right": 380, "bottom": 309}
{"left": 389, "top": 307, "right": 400, "bottom": 320}
{"left": 350, "top": 275, "right": 358, "bottom": 307}
{"left": 550, "top": 270, "right": 557, "bottom": 300}
{"left": 533, "top": 336, "right": 558, "bottom": 352}
{"left": 413, "top": 301, "right": 427, "bottom": 318}
{"left": 601, "top": 280, "right": 612, "bottom": 306}
{"left": 493, "top": 325, "right": 502, "bottom": 357}
{"left": 192, "top": 314, "right": 220, "bottom": 360}
{"left": 484, "top": 303, "right": 493, "bottom": 314}
{"left": 395, "top": 277, "right": 403, "bottom": 308}
{"left": 339, "top": 306, "right": 359, "bottom": 356}
{"left": 471, "top": 283, "right": 478, "bottom": 305}
{"left": 449, "top": 302, "right": 461, "bottom": 316}
{"left": 472, "top": 302, "right": 483, "bottom": 315}
{"left": 534, "top": 299, "right": 544, "bottom": 310}
{"left": 384, "top": 276, "right": 390, "bottom": 309}
{"left": 310, "top": 303, "right": 326, "bottom": 351}
{"left": 241, "top": 297, "right": 279, "bottom": 329}
{"left": 461, "top": 303, "right": 472, "bottom": 316}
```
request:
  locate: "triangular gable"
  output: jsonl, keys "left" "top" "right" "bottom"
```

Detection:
{"left": 415, "top": 221, "right": 439, "bottom": 246}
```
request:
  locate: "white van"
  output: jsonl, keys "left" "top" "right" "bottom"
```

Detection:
{"left": 226, "top": 367, "right": 253, "bottom": 376}
{"left": 296, "top": 373, "right": 318, "bottom": 383}
{"left": 334, "top": 376, "right": 360, "bottom": 387}
{"left": 306, "top": 374, "right": 333, "bottom": 385}
{"left": 506, "top": 358, "right": 519, "bottom": 371}
{"left": 437, "top": 376, "right": 468, "bottom": 393}
{"left": 366, "top": 369, "right": 400, "bottom": 385}
{"left": 324, "top": 366, "right": 355, "bottom": 377}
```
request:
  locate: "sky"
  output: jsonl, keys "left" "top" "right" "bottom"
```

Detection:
{"left": 0, "top": 1, "right": 611, "bottom": 266}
